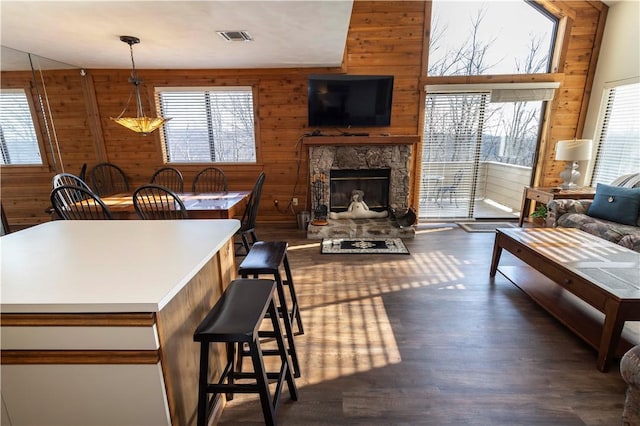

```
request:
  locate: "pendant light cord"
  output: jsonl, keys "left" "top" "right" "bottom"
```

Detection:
{"left": 29, "top": 53, "right": 63, "bottom": 173}
{"left": 128, "top": 42, "right": 145, "bottom": 118}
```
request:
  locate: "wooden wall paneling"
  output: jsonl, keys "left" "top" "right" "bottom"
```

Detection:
{"left": 257, "top": 75, "right": 309, "bottom": 220}
{"left": 540, "top": 1, "right": 607, "bottom": 187}
{"left": 42, "top": 71, "right": 96, "bottom": 174}
{"left": 536, "top": 0, "right": 577, "bottom": 21}
{"left": 574, "top": 5, "right": 608, "bottom": 141}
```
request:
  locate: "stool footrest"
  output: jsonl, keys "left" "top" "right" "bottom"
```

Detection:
{"left": 207, "top": 383, "right": 260, "bottom": 394}
{"left": 233, "top": 371, "right": 286, "bottom": 381}
{"left": 240, "top": 347, "right": 296, "bottom": 359}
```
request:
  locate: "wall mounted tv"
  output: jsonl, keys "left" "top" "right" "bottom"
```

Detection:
{"left": 307, "top": 74, "right": 394, "bottom": 127}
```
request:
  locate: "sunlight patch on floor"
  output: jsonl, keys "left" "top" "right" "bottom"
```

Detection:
{"left": 415, "top": 225, "right": 457, "bottom": 235}
{"left": 301, "top": 295, "right": 401, "bottom": 385}
{"left": 287, "top": 241, "right": 322, "bottom": 251}
{"left": 439, "top": 283, "right": 468, "bottom": 290}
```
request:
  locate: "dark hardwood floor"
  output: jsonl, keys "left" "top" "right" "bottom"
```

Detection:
{"left": 218, "top": 223, "right": 629, "bottom": 425}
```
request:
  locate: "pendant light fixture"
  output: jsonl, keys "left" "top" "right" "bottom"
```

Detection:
{"left": 111, "top": 35, "right": 170, "bottom": 135}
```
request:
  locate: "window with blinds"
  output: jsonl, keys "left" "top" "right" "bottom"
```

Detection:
{"left": 156, "top": 87, "right": 256, "bottom": 163}
{"left": 590, "top": 81, "right": 640, "bottom": 185}
{"left": 0, "top": 89, "right": 43, "bottom": 165}
{"left": 421, "top": 92, "right": 489, "bottom": 217}
{"left": 420, "top": 85, "right": 549, "bottom": 219}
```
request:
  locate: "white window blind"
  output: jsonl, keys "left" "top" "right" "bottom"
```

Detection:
{"left": 421, "top": 92, "right": 489, "bottom": 217}
{"left": 423, "top": 92, "right": 488, "bottom": 162}
{"left": 590, "top": 82, "right": 640, "bottom": 185}
{"left": 0, "top": 89, "right": 42, "bottom": 165}
{"left": 156, "top": 87, "right": 256, "bottom": 163}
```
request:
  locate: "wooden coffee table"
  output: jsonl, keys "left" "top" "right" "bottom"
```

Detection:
{"left": 490, "top": 227, "right": 640, "bottom": 372}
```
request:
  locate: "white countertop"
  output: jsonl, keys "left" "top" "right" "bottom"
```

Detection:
{"left": 0, "top": 220, "right": 240, "bottom": 313}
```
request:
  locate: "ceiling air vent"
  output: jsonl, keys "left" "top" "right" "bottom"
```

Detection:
{"left": 217, "top": 31, "right": 253, "bottom": 42}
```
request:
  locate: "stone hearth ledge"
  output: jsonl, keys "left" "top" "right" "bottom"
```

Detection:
{"left": 307, "top": 218, "right": 415, "bottom": 239}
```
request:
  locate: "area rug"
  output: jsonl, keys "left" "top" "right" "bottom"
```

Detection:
{"left": 456, "top": 222, "right": 517, "bottom": 233}
{"left": 321, "top": 238, "right": 410, "bottom": 255}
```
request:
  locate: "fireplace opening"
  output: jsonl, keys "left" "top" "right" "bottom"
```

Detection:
{"left": 329, "top": 169, "right": 390, "bottom": 212}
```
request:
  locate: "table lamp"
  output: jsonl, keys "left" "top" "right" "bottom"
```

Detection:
{"left": 555, "top": 139, "right": 592, "bottom": 189}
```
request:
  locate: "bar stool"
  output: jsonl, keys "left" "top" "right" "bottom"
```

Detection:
{"left": 193, "top": 278, "right": 298, "bottom": 426}
{"left": 238, "top": 241, "right": 304, "bottom": 378}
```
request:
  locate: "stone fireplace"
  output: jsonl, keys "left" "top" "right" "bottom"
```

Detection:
{"left": 303, "top": 135, "right": 418, "bottom": 239}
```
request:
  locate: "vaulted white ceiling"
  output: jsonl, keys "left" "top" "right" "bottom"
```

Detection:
{"left": 1, "top": 1, "right": 353, "bottom": 71}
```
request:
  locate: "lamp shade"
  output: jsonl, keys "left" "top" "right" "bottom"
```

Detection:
{"left": 112, "top": 116, "right": 170, "bottom": 135}
{"left": 555, "top": 139, "right": 593, "bottom": 161}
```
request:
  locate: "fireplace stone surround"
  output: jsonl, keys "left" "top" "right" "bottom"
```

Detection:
{"left": 303, "top": 135, "right": 418, "bottom": 239}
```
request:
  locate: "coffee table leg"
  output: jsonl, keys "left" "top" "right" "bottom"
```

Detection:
{"left": 597, "top": 300, "right": 625, "bottom": 372}
{"left": 489, "top": 233, "right": 503, "bottom": 277}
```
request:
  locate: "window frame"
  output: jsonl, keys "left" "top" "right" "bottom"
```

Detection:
{"left": 420, "top": 83, "right": 556, "bottom": 218}
{"left": 155, "top": 85, "right": 260, "bottom": 166}
{"left": 425, "top": 0, "right": 560, "bottom": 77}
{"left": 588, "top": 78, "right": 640, "bottom": 186}
{"left": 0, "top": 85, "right": 51, "bottom": 171}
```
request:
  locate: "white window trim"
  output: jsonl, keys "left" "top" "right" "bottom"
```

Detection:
{"left": 155, "top": 86, "right": 257, "bottom": 164}
{"left": 587, "top": 78, "right": 640, "bottom": 185}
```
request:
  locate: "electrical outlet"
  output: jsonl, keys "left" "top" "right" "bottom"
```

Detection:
{"left": 292, "top": 198, "right": 298, "bottom": 206}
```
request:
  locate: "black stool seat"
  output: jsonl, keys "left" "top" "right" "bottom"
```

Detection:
{"left": 238, "top": 240, "right": 287, "bottom": 272}
{"left": 194, "top": 279, "right": 274, "bottom": 342}
{"left": 194, "top": 278, "right": 298, "bottom": 426}
{"left": 239, "top": 241, "right": 304, "bottom": 378}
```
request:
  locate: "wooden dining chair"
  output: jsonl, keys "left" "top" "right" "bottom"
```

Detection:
{"left": 192, "top": 167, "right": 228, "bottom": 193}
{"left": 132, "top": 184, "right": 188, "bottom": 220}
{"left": 90, "top": 162, "right": 130, "bottom": 197}
{"left": 78, "top": 163, "right": 88, "bottom": 182}
{"left": 53, "top": 172, "right": 92, "bottom": 192}
{"left": 1, "top": 203, "right": 11, "bottom": 235}
{"left": 236, "top": 171, "right": 266, "bottom": 255}
{"left": 51, "top": 185, "right": 113, "bottom": 220}
{"left": 150, "top": 166, "right": 184, "bottom": 193}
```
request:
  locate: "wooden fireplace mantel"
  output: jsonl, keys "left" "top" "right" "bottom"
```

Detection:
{"left": 302, "top": 135, "right": 419, "bottom": 146}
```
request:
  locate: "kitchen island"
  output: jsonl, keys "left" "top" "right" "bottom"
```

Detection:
{"left": 1, "top": 219, "right": 239, "bottom": 425}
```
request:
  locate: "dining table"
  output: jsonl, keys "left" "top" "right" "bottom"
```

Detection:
{"left": 100, "top": 190, "right": 250, "bottom": 220}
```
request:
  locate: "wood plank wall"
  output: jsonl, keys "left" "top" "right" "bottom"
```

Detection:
{"left": 0, "top": 1, "right": 607, "bottom": 229}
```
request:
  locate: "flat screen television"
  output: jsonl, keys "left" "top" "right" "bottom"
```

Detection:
{"left": 307, "top": 74, "right": 394, "bottom": 127}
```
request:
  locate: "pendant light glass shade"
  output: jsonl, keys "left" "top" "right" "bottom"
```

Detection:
{"left": 112, "top": 116, "right": 169, "bottom": 134}
{"left": 110, "top": 36, "right": 170, "bottom": 135}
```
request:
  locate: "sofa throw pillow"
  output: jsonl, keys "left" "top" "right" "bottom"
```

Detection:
{"left": 587, "top": 183, "right": 640, "bottom": 226}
